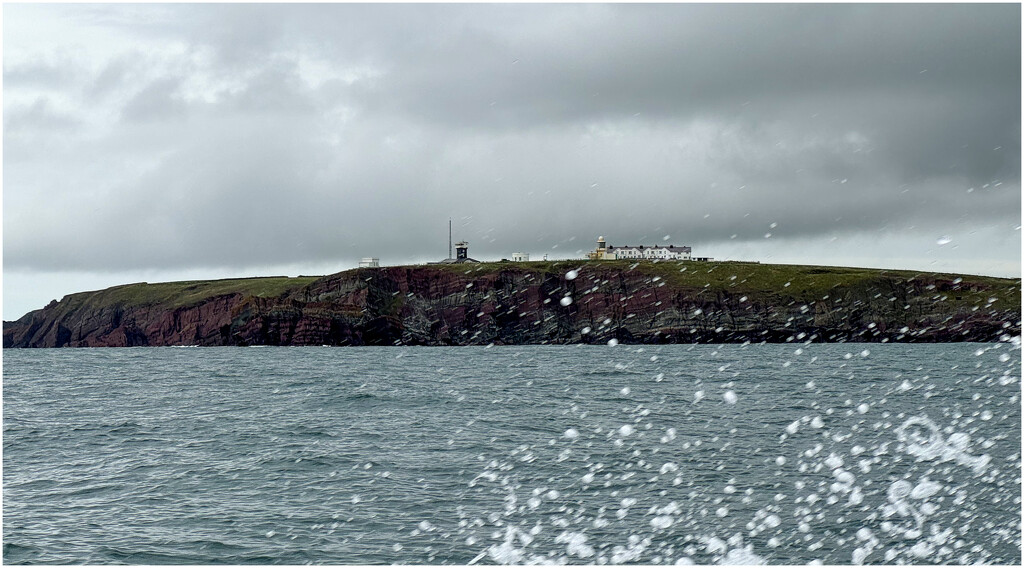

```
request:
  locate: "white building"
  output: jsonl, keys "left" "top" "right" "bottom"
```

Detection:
{"left": 511, "top": 252, "right": 529, "bottom": 262}
{"left": 588, "top": 236, "right": 693, "bottom": 261}
{"left": 608, "top": 245, "right": 692, "bottom": 260}
{"left": 359, "top": 257, "right": 380, "bottom": 268}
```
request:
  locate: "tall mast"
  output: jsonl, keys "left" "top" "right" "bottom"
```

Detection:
{"left": 448, "top": 219, "right": 452, "bottom": 259}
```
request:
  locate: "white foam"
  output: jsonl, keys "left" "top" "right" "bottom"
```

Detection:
{"left": 651, "top": 515, "right": 674, "bottom": 529}
{"left": 555, "top": 530, "right": 594, "bottom": 558}
{"left": 720, "top": 545, "right": 765, "bottom": 565}
{"left": 910, "top": 479, "right": 941, "bottom": 500}
{"left": 896, "top": 416, "right": 990, "bottom": 474}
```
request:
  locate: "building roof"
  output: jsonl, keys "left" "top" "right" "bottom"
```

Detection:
{"left": 608, "top": 245, "right": 691, "bottom": 252}
{"left": 429, "top": 257, "right": 480, "bottom": 264}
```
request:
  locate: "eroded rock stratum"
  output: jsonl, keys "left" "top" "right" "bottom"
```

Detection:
{"left": 4, "top": 262, "right": 1020, "bottom": 347}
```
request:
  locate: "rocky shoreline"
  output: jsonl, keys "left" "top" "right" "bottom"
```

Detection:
{"left": 4, "top": 261, "right": 1020, "bottom": 348}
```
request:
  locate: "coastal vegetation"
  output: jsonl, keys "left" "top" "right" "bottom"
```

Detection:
{"left": 4, "top": 261, "right": 1019, "bottom": 347}
{"left": 54, "top": 276, "right": 321, "bottom": 312}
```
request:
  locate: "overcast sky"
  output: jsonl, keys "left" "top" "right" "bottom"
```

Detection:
{"left": 4, "top": 3, "right": 1020, "bottom": 319}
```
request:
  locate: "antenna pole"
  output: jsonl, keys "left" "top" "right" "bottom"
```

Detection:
{"left": 448, "top": 219, "right": 452, "bottom": 259}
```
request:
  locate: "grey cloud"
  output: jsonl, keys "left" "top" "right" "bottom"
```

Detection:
{"left": 87, "top": 54, "right": 143, "bottom": 101}
{"left": 3, "top": 59, "right": 77, "bottom": 89}
{"left": 347, "top": 5, "right": 1018, "bottom": 124}
{"left": 220, "top": 59, "right": 319, "bottom": 114}
{"left": 4, "top": 97, "right": 81, "bottom": 134}
{"left": 3, "top": 3, "right": 1019, "bottom": 277}
{"left": 120, "top": 77, "right": 187, "bottom": 122}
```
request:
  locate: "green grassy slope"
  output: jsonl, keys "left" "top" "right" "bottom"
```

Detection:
{"left": 432, "top": 260, "right": 1019, "bottom": 307}
{"left": 18, "top": 261, "right": 1021, "bottom": 320}
{"left": 56, "top": 276, "right": 321, "bottom": 312}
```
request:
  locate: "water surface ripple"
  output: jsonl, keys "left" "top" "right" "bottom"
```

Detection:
{"left": 4, "top": 344, "right": 1020, "bottom": 564}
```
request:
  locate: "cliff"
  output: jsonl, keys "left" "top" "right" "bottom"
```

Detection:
{"left": 4, "top": 261, "right": 1020, "bottom": 348}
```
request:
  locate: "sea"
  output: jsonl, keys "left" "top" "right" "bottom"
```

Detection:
{"left": 3, "top": 343, "right": 1020, "bottom": 565}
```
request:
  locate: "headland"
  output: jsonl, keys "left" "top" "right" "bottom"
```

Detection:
{"left": 3, "top": 261, "right": 1019, "bottom": 347}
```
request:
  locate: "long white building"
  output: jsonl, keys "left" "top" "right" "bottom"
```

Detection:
{"left": 588, "top": 236, "right": 693, "bottom": 260}
{"left": 609, "top": 244, "right": 691, "bottom": 260}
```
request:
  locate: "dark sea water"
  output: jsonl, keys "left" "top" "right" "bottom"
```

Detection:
{"left": 3, "top": 343, "right": 1020, "bottom": 565}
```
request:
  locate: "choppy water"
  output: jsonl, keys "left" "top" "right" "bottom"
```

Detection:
{"left": 3, "top": 343, "right": 1020, "bottom": 565}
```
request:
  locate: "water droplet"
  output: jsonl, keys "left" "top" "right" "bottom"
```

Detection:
{"left": 560, "top": 296, "right": 573, "bottom": 307}
{"left": 566, "top": 270, "right": 579, "bottom": 280}
{"left": 888, "top": 480, "right": 912, "bottom": 500}
{"left": 723, "top": 390, "right": 738, "bottom": 404}
{"left": 936, "top": 236, "right": 952, "bottom": 246}
{"left": 607, "top": 338, "right": 619, "bottom": 346}
{"left": 910, "top": 479, "right": 941, "bottom": 499}
{"left": 651, "top": 515, "right": 673, "bottom": 529}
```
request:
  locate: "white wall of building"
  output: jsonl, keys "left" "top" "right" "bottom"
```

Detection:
{"left": 609, "top": 247, "right": 691, "bottom": 260}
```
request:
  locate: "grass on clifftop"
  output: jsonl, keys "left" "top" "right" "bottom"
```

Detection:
{"left": 429, "top": 259, "right": 1020, "bottom": 307}
{"left": 59, "top": 276, "right": 320, "bottom": 312}
{"left": 42, "top": 261, "right": 1020, "bottom": 316}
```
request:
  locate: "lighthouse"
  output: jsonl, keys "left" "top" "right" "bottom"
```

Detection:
{"left": 587, "top": 236, "right": 613, "bottom": 260}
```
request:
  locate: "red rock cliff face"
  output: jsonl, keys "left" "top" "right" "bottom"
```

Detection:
{"left": 4, "top": 264, "right": 1020, "bottom": 347}
{"left": 3, "top": 294, "right": 245, "bottom": 347}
